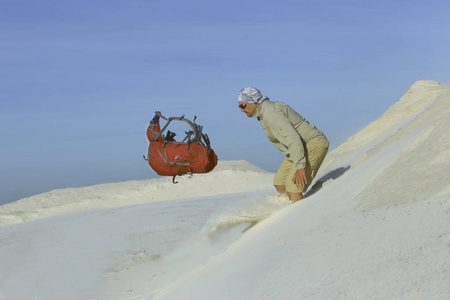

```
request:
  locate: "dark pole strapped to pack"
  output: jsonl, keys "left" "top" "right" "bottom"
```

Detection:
{"left": 152, "top": 111, "right": 211, "bottom": 149}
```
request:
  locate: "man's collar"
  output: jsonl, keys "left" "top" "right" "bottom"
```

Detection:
{"left": 251, "top": 99, "right": 267, "bottom": 119}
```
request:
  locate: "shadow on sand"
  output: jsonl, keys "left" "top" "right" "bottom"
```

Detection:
{"left": 305, "top": 166, "right": 351, "bottom": 198}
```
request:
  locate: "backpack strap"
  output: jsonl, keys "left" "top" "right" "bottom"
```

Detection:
{"left": 150, "top": 111, "right": 202, "bottom": 146}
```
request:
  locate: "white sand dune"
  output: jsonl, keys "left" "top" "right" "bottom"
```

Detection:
{"left": 0, "top": 160, "right": 273, "bottom": 226}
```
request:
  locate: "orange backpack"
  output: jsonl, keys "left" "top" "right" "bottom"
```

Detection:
{"left": 145, "top": 112, "right": 218, "bottom": 183}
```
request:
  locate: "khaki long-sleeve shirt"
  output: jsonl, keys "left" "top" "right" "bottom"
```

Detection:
{"left": 252, "top": 100, "right": 327, "bottom": 169}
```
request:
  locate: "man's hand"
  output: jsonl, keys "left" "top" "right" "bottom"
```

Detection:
{"left": 292, "top": 168, "right": 307, "bottom": 189}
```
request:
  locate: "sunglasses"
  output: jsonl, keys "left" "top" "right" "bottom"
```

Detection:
{"left": 238, "top": 103, "right": 247, "bottom": 109}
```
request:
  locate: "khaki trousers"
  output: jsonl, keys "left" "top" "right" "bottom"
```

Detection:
{"left": 273, "top": 138, "right": 329, "bottom": 193}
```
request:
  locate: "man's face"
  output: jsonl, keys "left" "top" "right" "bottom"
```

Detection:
{"left": 239, "top": 102, "right": 258, "bottom": 117}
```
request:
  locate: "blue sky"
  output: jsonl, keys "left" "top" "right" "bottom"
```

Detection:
{"left": 1, "top": 0, "right": 449, "bottom": 204}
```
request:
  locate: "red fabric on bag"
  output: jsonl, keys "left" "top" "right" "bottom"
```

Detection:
{"left": 147, "top": 123, "right": 163, "bottom": 143}
{"left": 147, "top": 141, "right": 217, "bottom": 176}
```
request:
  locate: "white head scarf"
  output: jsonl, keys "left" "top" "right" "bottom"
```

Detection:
{"left": 238, "top": 86, "right": 269, "bottom": 103}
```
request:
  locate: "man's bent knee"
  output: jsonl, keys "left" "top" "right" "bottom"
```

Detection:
{"left": 274, "top": 185, "right": 287, "bottom": 194}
